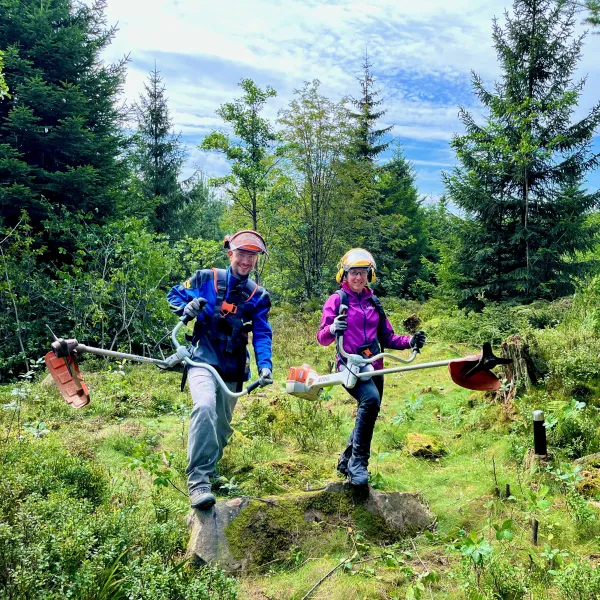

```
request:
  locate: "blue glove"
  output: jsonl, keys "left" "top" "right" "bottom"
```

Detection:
{"left": 410, "top": 330, "right": 426, "bottom": 350}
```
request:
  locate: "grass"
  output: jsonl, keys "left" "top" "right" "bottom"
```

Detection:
{"left": 3, "top": 304, "right": 600, "bottom": 598}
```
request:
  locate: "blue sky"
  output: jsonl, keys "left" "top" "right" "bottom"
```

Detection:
{"left": 103, "top": 0, "right": 600, "bottom": 203}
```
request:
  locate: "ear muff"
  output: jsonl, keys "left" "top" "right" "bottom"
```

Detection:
{"left": 336, "top": 268, "right": 345, "bottom": 283}
{"left": 368, "top": 269, "right": 376, "bottom": 283}
{"left": 223, "top": 235, "right": 232, "bottom": 250}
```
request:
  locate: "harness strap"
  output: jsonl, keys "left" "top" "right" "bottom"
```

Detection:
{"left": 209, "top": 268, "right": 260, "bottom": 353}
{"left": 335, "top": 288, "right": 387, "bottom": 351}
{"left": 210, "top": 268, "right": 228, "bottom": 340}
{"left": 226, "top": 277, "right": 258, "bottom": 354}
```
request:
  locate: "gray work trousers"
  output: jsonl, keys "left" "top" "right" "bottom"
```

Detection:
{"left": 186, "top": 367, "right": 239, "bottom": 491}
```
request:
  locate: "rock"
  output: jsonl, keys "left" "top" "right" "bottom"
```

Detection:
{"left": 187, "top": 482, "right": 434, "bottom": 571}
{"left": 404, "top": 432, "right": 447, "bottom": 459}
{"left": 186, "top": 496, "right": 252, "bottom": 570}
{"left": 575, "top": 453, "right": 600, "bottom": 468}
{"left": 576, "top": 470, "right": 600, "bottom": 498}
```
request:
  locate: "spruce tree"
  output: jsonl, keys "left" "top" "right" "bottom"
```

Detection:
{"left": 0, "top": 0, "right": 127, "bottom": 233}
{"left": 127, "top": 66, "right": 186, "bottom": 234}
{"left": 371, "top": 147, "right": 428, "bottom": 297}
{"left": 444, "top": 0, "right": 600, "bottom": 302}
{"left": 580, "top": 0, "right": 600, "bottom": 26}
{"left": 346, "top": 51, "right": 392, "bottom": 162}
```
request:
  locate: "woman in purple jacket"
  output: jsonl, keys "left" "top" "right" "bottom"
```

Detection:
{"left": 317, "top": 249, "right": 426, "bottom": 487}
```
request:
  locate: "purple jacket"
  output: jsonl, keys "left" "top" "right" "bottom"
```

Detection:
{"left": 317, "top": 282, "right": 412, "bottom": 370}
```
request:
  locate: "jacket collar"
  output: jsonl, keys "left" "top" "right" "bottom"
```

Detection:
{"left": 340, "top": 280, "right": 373, "bottom": 300}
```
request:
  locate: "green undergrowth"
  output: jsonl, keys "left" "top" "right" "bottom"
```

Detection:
{"left": 3, "top": 299, "right": 600, "bottom": 598}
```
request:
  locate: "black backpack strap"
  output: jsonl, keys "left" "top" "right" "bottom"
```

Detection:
{"left": 334, "top": 289, "right": 348, "bottom": 363}
{"left": 210, "top": 268, "right": 228, "bottom": 340}
{"left": 335, "top": 289, "right": 348, "bottom": 313}
{"left": 370, "top": 294, "right": 387, "bottom": 351}
{"left": 335, "top": 288, "right": 387, "bottom": 351}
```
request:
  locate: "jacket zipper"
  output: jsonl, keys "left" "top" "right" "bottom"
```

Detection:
{"left": 357, "top": 291, "right": 368, "bottom": 344}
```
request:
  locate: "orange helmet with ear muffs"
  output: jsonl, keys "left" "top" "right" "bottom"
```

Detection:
{"left": 335, "top": 248, "right": 376, "bottom": 283}
{"left": 223, "top": 230, "right": 269, "bottom": 257}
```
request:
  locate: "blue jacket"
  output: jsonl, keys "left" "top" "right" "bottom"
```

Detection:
{"left": 167, "top": 267, "right": 273, "bottom": 380}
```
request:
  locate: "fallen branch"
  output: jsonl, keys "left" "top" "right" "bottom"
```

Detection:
{"left": 301, "top": 552, "right": 357, "bottom": 600}
{"left": 167, "top": 478, "right": 187, "bottom": 497}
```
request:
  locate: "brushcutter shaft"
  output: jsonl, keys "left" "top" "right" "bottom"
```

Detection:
{"left": 73, "top": 344, "right": 172, "bottom": 367}
{"left": 355, "top": 359, "right": 454, "bottom": 378}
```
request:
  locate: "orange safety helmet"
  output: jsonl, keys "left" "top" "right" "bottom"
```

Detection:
{"left": 223, "top": 230, "right": 269, "bottom": 257}
{"left": 336, "top": 248, "right": 376, "bottom": 283}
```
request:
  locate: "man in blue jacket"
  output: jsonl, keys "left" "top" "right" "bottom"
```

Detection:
{"left": 167, "top": 230, "right": 273, "bottom": 508}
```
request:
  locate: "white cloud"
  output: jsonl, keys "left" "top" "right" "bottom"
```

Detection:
{"left": 411, "top": 159, "right": 454, "bottom": 168}
{"left": 104, "top": 0, "right": 600, "bottom": 195}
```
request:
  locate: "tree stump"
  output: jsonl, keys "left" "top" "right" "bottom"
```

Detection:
{"left": 500, "top": 334, "right": 540, "bottom": 396}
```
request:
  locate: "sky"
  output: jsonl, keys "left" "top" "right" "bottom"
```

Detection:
{"left": 102, "top": 0, "right": 600, "bottom": 203}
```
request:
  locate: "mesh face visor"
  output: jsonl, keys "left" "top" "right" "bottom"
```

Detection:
{"left": 228, "top": 231, "right": 269, "bottom": 256}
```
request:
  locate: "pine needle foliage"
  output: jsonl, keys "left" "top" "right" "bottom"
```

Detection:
{"left": 346, "top": 50, "right": 392, "bottom": 163}
{"left": 0, "top": 0, "right": 127, "bottom": 239}
{"left": 445, "top": 0, "right": 600, "bottom": 303}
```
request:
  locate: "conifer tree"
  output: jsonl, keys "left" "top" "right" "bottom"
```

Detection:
{"left": 346, "top": 51, "right": 392, "bottom": 162}
{"left": 127, "top": 66, "right": 186, "bottom": 234}
{"left": 373, "top": 147, "right": 428, "bottom": 297}
{"left": 578, "top": 0, "right": 600, "bottom": 26}
{"left": 444, "top": 0, "right": 600, "bottom": 302}
{"left": 0, "top": 0, "right": 127, "bottom": 233}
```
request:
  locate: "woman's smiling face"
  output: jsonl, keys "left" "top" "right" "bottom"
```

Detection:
{"left": 346, "top": 267, "right": 369, "bottom": 293}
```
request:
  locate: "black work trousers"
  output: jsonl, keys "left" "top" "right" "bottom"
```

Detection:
{"left": 339, "top": 375, "right": 384, "bottom": 484}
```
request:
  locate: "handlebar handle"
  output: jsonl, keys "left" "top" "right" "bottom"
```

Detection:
{"left": 335, "top": 304, "right": 348, "bottom": 340}
{"left": 179, "top": 299, "right": 208, "bottom": 325}
{"left": 246, "top": 380, "right": 261, "bottom": 393}
{"left": 172, "top": 321, "right": 268, "bottom": 398}
{"left": 337, "top": 332, "right": 419, "bottom": 366}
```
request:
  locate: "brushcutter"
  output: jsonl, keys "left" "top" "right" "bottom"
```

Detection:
{"left": 286, "top": 305, "right": 511, "bottom": 401}
{"left": 45, "top": 318, "right": 269, "bottom": 408}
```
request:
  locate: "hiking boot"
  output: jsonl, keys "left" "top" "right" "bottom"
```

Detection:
{"left": 337, "top": 457, "right": 349, "bottom": 478}
{"left": 189, "top": 484, "right": 216, "bottom": 509}
{"left": 347, "top": 458, "right": 370, "bottom": 487}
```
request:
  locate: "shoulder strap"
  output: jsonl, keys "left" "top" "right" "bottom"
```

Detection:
{"left": 370, "top": 294, "right": 387, "bottom": 351}
{"left": 211, "top": 268, "right": 228, "bottom": 339}
{"left": 335, "top": 289, "right": 348, "bottom": 313}
{"left": 240, "top": 277, "right": 259, "bottom": 303}
{"left": 226, "top": 276, "right": 259, "bottom": 353}
{"left": 369, "top": 294, "right": 386, "bottom": 317}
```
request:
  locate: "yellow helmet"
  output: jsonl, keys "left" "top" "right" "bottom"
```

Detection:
{"left": 336, "top": 248, "right": 376, "bottom": 283}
